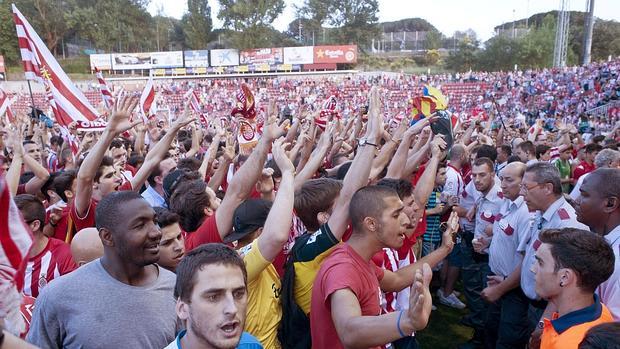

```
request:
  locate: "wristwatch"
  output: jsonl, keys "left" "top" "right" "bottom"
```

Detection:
{"left": 359, "top": 138, "right": 378, "bottom": 147}
{"left": 537, "top": 320, "right": 545, "bottom": 330}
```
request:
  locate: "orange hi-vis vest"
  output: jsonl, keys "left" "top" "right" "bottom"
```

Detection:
{"left": 540, "top": 295, "right": 613, "bottom": 349}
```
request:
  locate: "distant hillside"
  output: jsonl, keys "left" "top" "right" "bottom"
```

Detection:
{"left": 379, "top": 18, "right": 441, "bottom": 33}
{"left": 495, "top": 10, "right": 593, "bottom": 30}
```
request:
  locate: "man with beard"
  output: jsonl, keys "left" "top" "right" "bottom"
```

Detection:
{"left": 27, "top": 191, "right": 178, "bottom": 349}
{"left": 167, "top": 244, "right": 262, "bottom": 349}
{"left": 574, "top": 168, "right": 620, "bottom": 320}
{"left": 461, "top": 157, "right": 503, "bottom": 348}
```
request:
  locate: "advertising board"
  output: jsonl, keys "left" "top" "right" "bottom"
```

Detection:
{"left": 184, "top": 50, "right": 210, "bottom": 67}
{"left": 283, "top": 46, "right": 313, "bottom": 64}
{"left": 210, "top": 49, "right": 239, "bottom": 67}
{"left": 151, "top": 51, "right": 184, "bottom": 68}
{"left": 240, "top": 48, "right": 283, "bottom": 65}
{"left": 313, "top": 45, "right": 358, "bottom": 64}
{"left": 112, "top": 52, "right": 151, "bottom": 70}
{"left": 89, "top": 54, "right": 113, "bottom": 70}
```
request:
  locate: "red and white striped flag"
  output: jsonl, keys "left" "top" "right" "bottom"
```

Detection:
{"left": 139, "top": 75, "right": 155, "bottom": 122}
{"left": 5, "top": 106, "right": 16, "bottom": 124}
{"left": 94, "top": 67, "right": 114, "bottom": 109}
{"left": 185, "top": 89, "right": 208, "bottom": 127}
{"left": 12, "top": 4, "right": 99, "bottom": 125}
{"left": 0, "top": 88, "right": 13, "bottom": 118}
{"left": 0, "top": 174, "right": 34, "bottom": 335}
{"left": 58, "top": 126, "right": 79, "bottom": 157}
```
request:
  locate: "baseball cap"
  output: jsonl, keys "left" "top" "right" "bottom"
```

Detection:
{"left": 224, "top": 199, "right": 273, "bottom": 243}
{"left": 163, "top": 169, "right": 188, "bottom": 200}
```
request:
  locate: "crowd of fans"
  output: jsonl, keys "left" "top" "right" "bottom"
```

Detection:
{"left": 1, "top": 58, "right": 620, "bottom": 349}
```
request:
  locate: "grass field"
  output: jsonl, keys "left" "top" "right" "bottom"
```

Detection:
{"left": 417, "top": 299, "right": 473, "bottom": 349}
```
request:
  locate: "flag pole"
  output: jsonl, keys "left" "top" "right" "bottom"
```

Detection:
{"left": 26, "top": 80, "right": 36, "bottom": 108}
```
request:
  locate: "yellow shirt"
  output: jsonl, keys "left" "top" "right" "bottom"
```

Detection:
{"left": 240, "top": 239, "right": 282, "bottom": 349}
{"left": 294, "top": 246, "right": 336, "bottom": 314}
{"left": 290, "top": 224, "right": 340, "bottom": 314}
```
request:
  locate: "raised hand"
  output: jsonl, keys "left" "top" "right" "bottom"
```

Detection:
{"left": 441, "top": 211, "right": 460, "bottom": 251}
{"left": 407, "top": 263, "right": 433, "bottom": 331}
{"left": 263, "top": 115, "right": 290, "bottom": 142}
{"left": 430, "top": 134, "right": 447, "bottom": 158}
{"left": 172, "top": 100, "right": 196, "bottom": 130}
{"left": 272, "top": 137, "right": 295, "bottom": 175}
{"left": 222, "top": 134, "right": 236, "bottom": 161}
{"left": 107, "top": 95, "right": 141, "bottom": 136}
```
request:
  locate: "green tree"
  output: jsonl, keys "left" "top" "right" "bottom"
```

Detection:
{"left": 476, "top": 36, "right": 522, "bottom": 71}
{"left": 425, "top": 30, "right": 442, "bottom": 50}
{"left": 217, "top": 0, "right": 285, "bottom": 49}
{"left": 590, "top": 20, "right": 620, "bottom": 62}
{"left": 518, "top": 14, "right": 556, "bottom": 69}
{"left": 326, "top": 0, "right": 380, "bottom": 47}
{"left": 0, "top": 1, "right": 19, "bottom": 65}
{"left": 444, "top": 38, "right": 480, "bottom": 72}
{"left": 183, "top": 0, "right": 212, "bottom": 50}
{"left": 299, "top": 0, "right": 380, "bottom": 48}
{"left": 12, "top": 0, "right": 70, "bottom": 55}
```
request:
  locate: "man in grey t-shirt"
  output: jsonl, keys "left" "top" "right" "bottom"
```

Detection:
{"left": 27, "top": 191, "right": 178, "bottom": 349}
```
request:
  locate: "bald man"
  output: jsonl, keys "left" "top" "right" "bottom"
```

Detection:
{"left": 71, "top": 228, "right": 104, "bottom": 266}
{"left": 482, "top": 162, "right": 535, "bottom": 349}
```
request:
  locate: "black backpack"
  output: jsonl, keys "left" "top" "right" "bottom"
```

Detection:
{"left": 277, "top": 233, "right": 313, "bottom": 349}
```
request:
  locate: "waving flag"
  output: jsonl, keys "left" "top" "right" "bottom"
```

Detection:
{"left": 0, "top": 88, "right": 14, "bottom": 119}
{"left": 315, "top": 95, "right": 340, "bottom": 131}
{"left": 139, "top": 75, "right": 155, "bottom": 122}
{"left": 423, "top": 85, "right": 448, "bottom": 110}
{"left": 94, "top": 67, "right": 114, "bottom": 109}
{"left": 410, "top": 95, "right": 437, "bottom": 124}
{"left": 12, "top": 4, "right": 98, "bottom": 124}
{"left": 185, "top": 89, "right": 208, "bottom": 127}
{"left": 0, "top": 174, "right": 34, "bottom": 335}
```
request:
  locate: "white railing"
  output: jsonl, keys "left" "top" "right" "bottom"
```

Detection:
{"left": 585, "top": 100, "right": 620, "bottom": 117}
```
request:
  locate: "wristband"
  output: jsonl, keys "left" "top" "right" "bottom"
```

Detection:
{"left": 397, "top": 310, "right": 407, "bottom": 337}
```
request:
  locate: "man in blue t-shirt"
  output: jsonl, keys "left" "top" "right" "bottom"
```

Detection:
{"left": 166, "top": 244, "right": 263, "bottom": 349}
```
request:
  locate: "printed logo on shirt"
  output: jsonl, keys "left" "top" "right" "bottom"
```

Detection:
{"left": 557, "top": 208, "right": 570, "bottom": 220}
{"left": 272, "top": 283, "right": 282, "bottom": 299}
{"left": 306, "top": 230, "right": 323, "bottom": 245}
{"left": 238, "top": 244, "right": 253, "bottom": 257}
{"left": 38, "top": 274, "right": 48, "bottom": 289}
{"left": 481, "top": 211, "right": 495, "bottom": 224}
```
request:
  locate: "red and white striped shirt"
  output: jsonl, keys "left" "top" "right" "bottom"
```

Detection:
{"left": 373, "top": 237, "right": 417, "bottom": 314}
{"left": 23, "top": 238, "right": 76, "bottom": 298}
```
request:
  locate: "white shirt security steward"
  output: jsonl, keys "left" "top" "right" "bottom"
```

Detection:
{"left": 473, "top": 181, "right": 504, "bottom": 253}
{"left": 489, "top": 196, "right": 534, "bottom": 278}
{"left": 597, "top": 224, "right": 620, "bottom": 320}
{"left": 519, "top": 197, "right": 589, "bottom": 300}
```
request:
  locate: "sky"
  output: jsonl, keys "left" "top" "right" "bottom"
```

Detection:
{"left": 148, "top": 0, "right": 620, "bottom": 42}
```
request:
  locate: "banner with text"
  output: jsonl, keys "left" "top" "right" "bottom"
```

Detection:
{"left": 112, "top": 52, "right": 152, "bottom": 70}
{"left": 240, "top": 48, "right": 283, "bottom": 65}
{"left": 151, "top": 51, "right": 184, "bottom": 68}
{"left": 210, "top": 49, "right": 239, "bottom": 67}
{"left": 184, "top": 50, "right": 210, "bottom": 67}
{"left": 89, "top": 54, "right": 112, "bottom": 70}
{"left": 283, "top": 46, "right": 313, "bottom": 64}
{"left": 313, "top": 45, "right": 358, "bottom": 64}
